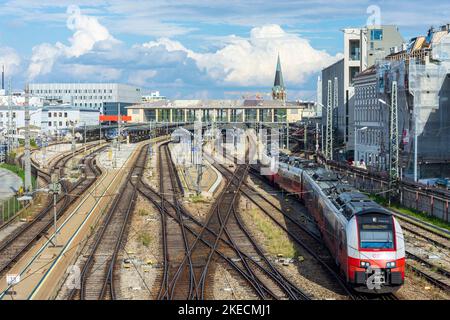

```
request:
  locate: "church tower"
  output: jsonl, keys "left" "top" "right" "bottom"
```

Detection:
{"left": 272, "top": 54, "right": 286, "bottom": 101}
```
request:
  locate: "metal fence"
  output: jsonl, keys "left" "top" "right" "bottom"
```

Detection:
{"left": 0, "top": 143, "right": 6, "bottom": 163}
{"left": 0, "top": 196, "right": 25, "bottom": 225}
{"left": 329, "top": 162, "right": 450, "bottom": 223}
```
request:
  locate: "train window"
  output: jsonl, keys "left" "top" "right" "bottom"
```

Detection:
{"left": 358, "top": 214, "right": 394, "bottom": 249}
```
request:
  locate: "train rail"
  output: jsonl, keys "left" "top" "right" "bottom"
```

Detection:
{"left": 69, "top": 144, "right": 148, "bottom": 300}
{"left": 139, "top": 142, "right": 310, "bottom": 300}
{"left": 0, "top": 145, "right": 104, "bottom": 277}
{"left": 208, "top": 153, "right": 354, "bottom": 297}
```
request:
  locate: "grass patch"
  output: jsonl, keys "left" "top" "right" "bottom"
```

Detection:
{"left": 370, "top": 194, "right": 450, "bottom": 232}
{"left": 0, "top": 162, "right": 37, "bottom": 188}
{"left": 138, "top": 232, "right": 152, "bottom": 247}
{"left": 0, "top": 163, "right": 26, "bottom": 182}
{"left": 138, "top": 209, "right": 150, "bottom": 216}
{"left": 247, "top": 208, "right": 297, "bottom": 258}
{"left": 189, "top": 194, "right": 208, "bottom": 203}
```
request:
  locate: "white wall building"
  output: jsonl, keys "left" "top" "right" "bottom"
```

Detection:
{"left": 0, "top": 104, "right": 99, "bottom": 135}
{"left": 142, "top": 91, "right": 166, "bottom": 102}
{"left": 28, "top": 83, "right": 141, "bottom": 113}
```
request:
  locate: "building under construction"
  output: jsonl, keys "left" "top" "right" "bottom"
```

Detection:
{"left": 354, "top": 24, "right": 450, "bottom": 181}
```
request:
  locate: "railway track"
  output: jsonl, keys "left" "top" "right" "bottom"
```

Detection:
{"left": 70, "top": 143, "right": 148, "bottom": 300}
{"left": 213, "top": 149, "right": 404, "bottom": 300}
{"left": 155, "top": 142, "right": 194, "bottom": 300}
{"left": 210, "top": 152, "right": 354, "bottom": 295}
{"left": 140, "top": 142, "right": 310, "bottom": 300}
{"left": 385, "top": 209, "right": 450, "bottom": 293}
{"left": 0, "top": 143, "right": 94, "bottom": 230}
{"left": 0, "top": 145, "right": 104, "bottom": 277}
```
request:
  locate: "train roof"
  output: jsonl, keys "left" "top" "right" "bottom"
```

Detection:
{"left": 282, "top": 157, "right": 390, "bottom": 220}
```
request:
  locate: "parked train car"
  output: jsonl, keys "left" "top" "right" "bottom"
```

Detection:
{"left": 258, "top": 153, "right": 405, "bottom": 293}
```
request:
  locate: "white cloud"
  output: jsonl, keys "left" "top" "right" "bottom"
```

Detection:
{"left": 27, "top": 5, "right": 120, "bottom": 81}
{"left": 64, "top": 5, "right": 119, "bottom": 57}
{"left": 127, "top": 69, "right": 157, "bottom": 86}
{"left": 146, "top": 24, "right": 342, "bottom": 86}
{"left": 0, "top": 46, "right": 21, "bottom": 76}
{"left": 60, "top": 64, "right": 122, "bottom": 81}
{"left": 27, "top": 43, "right": 62, "bottom": 81}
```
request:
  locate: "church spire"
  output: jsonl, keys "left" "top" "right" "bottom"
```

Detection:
{"left": 272, "top": 53, "right": 286, "bottom": 101}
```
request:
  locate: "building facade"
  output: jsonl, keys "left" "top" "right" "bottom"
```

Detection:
{"left": 0, "top": 105, "right": 99, "bottom": 135}
{"left": 126, "top": 99, "right": 315, "bottom": 124}
{"left": 352, "top": 24, "right": 450, "bottom": 181}
{"left": 28, "top": 83, "right": 141, "bottom": 114}
{"left": 353, "top": 66, "right": 389, "bottom": 168}
{"left": 322, "top": 25, "right": 404, "bottom": 159}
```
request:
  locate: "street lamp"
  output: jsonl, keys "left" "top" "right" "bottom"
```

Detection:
{"left": 354, "top": 126, "right": 368, "bottom": 165}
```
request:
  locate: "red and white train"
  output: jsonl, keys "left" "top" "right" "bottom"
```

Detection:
{"left": 259, "top": 154, "right": 405, "bottom": 293}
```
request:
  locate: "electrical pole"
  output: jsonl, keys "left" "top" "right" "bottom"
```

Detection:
{"left": 24, "top": 84, "right": 32, "bottom": 193}
{"left": 389, "top": 81, "right": 399, "bottom": 180}
{"left": 388, "top": 81, "right": 399, "bottom": 206}
{"left": 7, "top": 78, "right": 12, "bottom": 155}
{"left": 325, "top": 80, "right": 333, "bottom": 160}
{"left": 50, "top": 172, "right": 61, "bottom": 247}
{"left": 303, "top": 122, "right": 307, "bottom": 154}
{"left": 117, "top": 102, "right": 121, "bottom": 151}
{"left": 333, "top": 77, "right": 338, "bottom": 158}
{"left": 72, "top": 122, "right": 76, "bottom": 169}
{"left": 83, "top": 122, "right": 87, "bottom": 154}
{"left": 286, "top": 118, "right": 289, "bottom": 151}
{"left": 315, "top": 122, "right": 319, "bottom": 153}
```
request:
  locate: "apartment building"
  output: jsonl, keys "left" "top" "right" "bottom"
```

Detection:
{"left": 321, "top": 25, "right": 404, "bottom": 159}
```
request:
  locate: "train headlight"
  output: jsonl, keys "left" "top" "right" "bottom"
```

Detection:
{"left": 386, "top": 261, "right": 396, "bottom": 268}
{"left": 360, "top": 261, "right": 370, "bottom": 268}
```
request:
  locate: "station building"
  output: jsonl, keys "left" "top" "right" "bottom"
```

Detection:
{"left": 126, "top": 55, "right": 316, "bottom": 124}
{"left": 126, "top": 99, "right": 315, "bottom": 124}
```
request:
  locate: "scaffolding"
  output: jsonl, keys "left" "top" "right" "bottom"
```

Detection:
{"left": 408, "top": 32, "right": 450, "bottom": 180}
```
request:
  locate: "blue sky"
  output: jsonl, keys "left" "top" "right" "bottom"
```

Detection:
{"left": 0, "top": 0, "right": 448, "bottom": 99}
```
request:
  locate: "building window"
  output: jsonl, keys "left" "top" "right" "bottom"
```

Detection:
{"left": 349, "top": 40, "right": 360, "bottom": 61}
{"left": 59, "top": 112, "right": 62, "bottom": 117}
{"left": 48, "top": 112, "right": 51, "bottom": 117}
{"left": 370, "top": 29, "right": 383, "bottom": 41}
{"left": 48, "top": 122, "right": 52, "bottom": 127}
{"left": 59, "top": 121, "right": 62, "bottom": 126}
{"left": 64, "top": 112, "right": 68, "bottom": 117}
{"left": 349, "top": 67, "right": 360, "bottom": 86}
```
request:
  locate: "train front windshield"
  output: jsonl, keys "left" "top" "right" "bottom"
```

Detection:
{"left": 358, "top": 214, "right": 394, "bottom": 249}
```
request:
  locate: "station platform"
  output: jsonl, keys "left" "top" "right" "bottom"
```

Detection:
{"left": 168, "top": 143, "right": 222, "bottom": 198}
